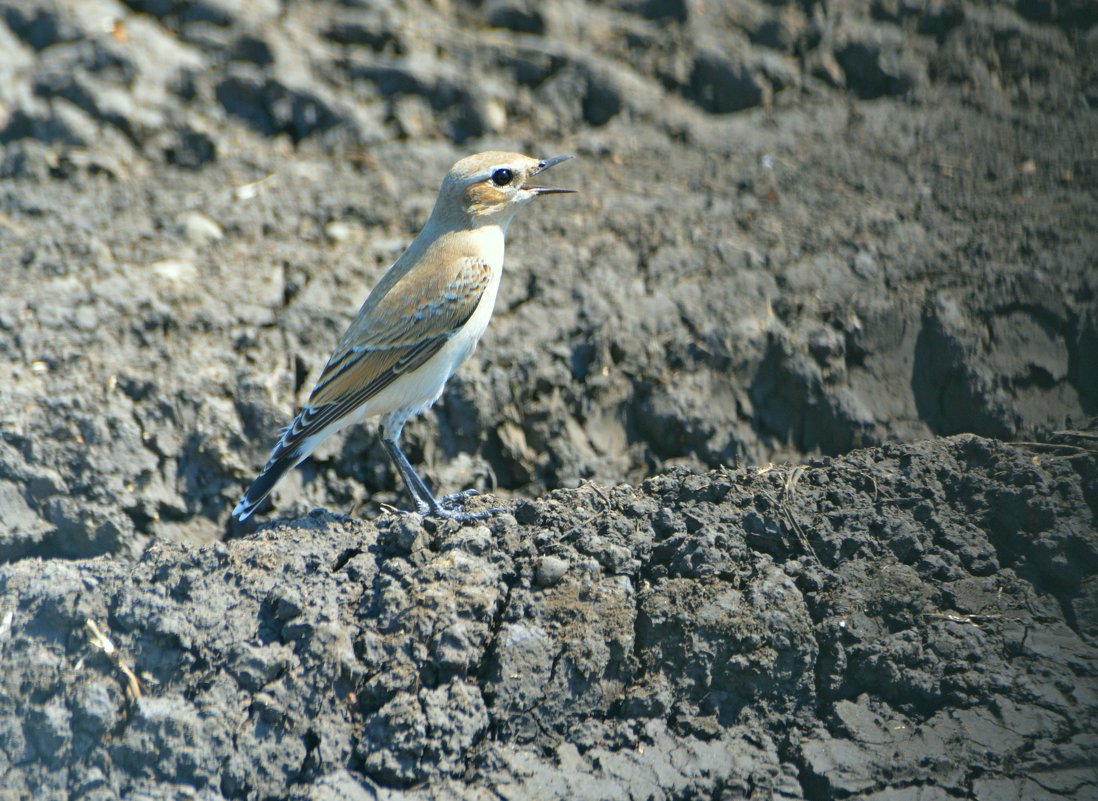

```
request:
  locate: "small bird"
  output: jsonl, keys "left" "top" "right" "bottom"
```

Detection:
{"left": 233, "top": 151, "right": 574, "bottom": 522}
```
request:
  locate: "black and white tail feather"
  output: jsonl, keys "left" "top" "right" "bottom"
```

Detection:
{"left": 232, "top": 411, "right": 316, "bottom": 521}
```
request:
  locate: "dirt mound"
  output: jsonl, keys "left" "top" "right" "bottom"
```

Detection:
{"left": 2, "top": 435, "right": 1096, "bottom": 798}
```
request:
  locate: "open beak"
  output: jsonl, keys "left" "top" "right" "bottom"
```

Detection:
{"left": 525, "top": 155, "right": 575, "bottom": 196}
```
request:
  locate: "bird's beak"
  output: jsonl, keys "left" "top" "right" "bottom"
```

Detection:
{"left": 525, "top": 155, "right": 576, "bottom": 195}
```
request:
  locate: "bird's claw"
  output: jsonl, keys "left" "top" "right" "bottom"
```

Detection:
{"left": 439, "top": 489, "right": 480, "bottom": 509}
{"left": 432, "top": 490, "right": 502, "bottom": 523}
{"left": 405, "top": 489, "right": 498, "bottom": 523}
{"left": 432, "top": 506, "right": 503, "bottom": 523}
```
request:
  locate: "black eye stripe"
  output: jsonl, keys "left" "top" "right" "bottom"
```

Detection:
{"left": 491, "top": 168, "right": 514, "bottom": 187}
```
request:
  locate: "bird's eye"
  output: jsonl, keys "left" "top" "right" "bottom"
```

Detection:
{"left": 491, "top": 168, "right": 514, "bottom": 187}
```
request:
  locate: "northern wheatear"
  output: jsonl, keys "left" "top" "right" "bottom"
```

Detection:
{"left": 233, "top": 151, "right": 574, "bottom": 522}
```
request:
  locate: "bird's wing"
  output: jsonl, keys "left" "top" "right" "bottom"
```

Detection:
{"left": 272, "top": 257, "right": 492, "bottom": 458}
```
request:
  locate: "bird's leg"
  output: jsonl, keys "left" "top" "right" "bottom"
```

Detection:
{"left": 380, "top": 436, "right": 433, "bottom": 515}
{"left": 380, "top": 435, "right": 499, "bottom": 522}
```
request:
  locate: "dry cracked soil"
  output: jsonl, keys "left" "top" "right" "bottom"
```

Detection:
{"left": 0, "top": 0, "right": 1096, "bottom": 799}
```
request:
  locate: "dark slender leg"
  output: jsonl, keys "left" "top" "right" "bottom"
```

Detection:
{"left": 381, "top": 437, "right": 434, "bottom": 514}
{"left": 380, "top": 435, "right": 500, "bottom": 522}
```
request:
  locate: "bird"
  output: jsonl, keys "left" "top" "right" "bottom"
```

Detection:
{"left": 232, "top": 151, "right": 575, "bottom": 523}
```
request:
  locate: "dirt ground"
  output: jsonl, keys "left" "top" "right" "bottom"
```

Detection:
{"left": 0, "top": 0, "right": 1096, "bottom": 798}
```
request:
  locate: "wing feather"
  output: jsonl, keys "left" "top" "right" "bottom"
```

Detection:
{"left": 270, "top": 256, "right": 492, "bottom": 460}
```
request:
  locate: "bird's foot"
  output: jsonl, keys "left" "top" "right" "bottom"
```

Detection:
{"left": 432, "top": 506, "right": 502, "bottom": 523}
{"left": 439, "top": 489, "right": 480, "bottom": 508}
{"left": 421, "top": 489, "right": 502, "bottom": 523}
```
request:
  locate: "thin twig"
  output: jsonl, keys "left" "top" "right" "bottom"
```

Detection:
{"left": 85, "top": 619, "right": 143, "bottom": 700}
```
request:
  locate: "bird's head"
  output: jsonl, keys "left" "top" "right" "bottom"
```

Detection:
{"left": 433, "top": 151, "right": 575, "bottom": 228}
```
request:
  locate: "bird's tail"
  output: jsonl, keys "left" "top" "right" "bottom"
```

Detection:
{"left": 232, "top": 437, "right": 305, "bottom": 521}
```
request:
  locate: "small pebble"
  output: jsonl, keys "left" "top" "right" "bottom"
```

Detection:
{"left": 150, "top": 258, "right": 197, "bottom": 285}
{"left": 324, "top": 221, "right": 358, "bottom": 243}
{"left": 180, "top": 211, "right": 223, "bottom": 245}
{"left": 535, "top": 555, "right": 569, "bottom": 587}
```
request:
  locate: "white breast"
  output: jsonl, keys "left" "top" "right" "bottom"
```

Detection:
{"left": 433, "top": 229, "right": 505, "bottom": 383}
